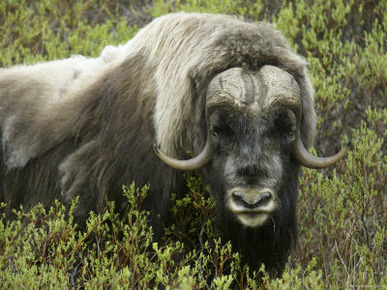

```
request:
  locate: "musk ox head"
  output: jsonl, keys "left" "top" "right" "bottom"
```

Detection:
{"left": 156, "top": 65, "right": 349, "bottom": 228}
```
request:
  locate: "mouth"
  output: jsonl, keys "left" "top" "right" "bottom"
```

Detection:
{"left": 227, "top": 187, "right": 276, "bottom": 227}
{"left": 235, "top": 212, "right": 271, "bottom": 227}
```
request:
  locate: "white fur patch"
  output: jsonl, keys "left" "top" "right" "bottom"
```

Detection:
{"left": 0, "top": 41, "right": 128, "bottom": 168}
{"left": 236, "top": 213, "right": 271, "bottom": 227}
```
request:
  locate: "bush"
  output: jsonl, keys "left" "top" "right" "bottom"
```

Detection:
{"left": 1, "top": 0, "right": 385, "bottom": 288}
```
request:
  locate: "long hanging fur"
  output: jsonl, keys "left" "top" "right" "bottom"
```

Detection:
{"left": 0, "top": 13, "right": 317, "bottom": 275}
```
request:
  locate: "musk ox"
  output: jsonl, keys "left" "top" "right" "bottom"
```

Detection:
{"left": 0, "top": 13, "right": 348, "bottom": 276}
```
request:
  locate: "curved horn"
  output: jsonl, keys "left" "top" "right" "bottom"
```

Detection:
{"left": 153, "top": 90, "right": 214, "bottom": 172}
{"left": 292, "top": 135, "right": 350, "bottom": 169}
{"left": 154, "top": 69, "right": 244, "bottom": 171}
{"left": 154, "top": 137, "right": 212, "bottom": 171}
{"left": 259, "top": 65, "right": 350, "bottom": 169}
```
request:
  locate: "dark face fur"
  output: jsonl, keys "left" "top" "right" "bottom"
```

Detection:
{"left": 208, "top": 106, "right": 297, "bottom": 227}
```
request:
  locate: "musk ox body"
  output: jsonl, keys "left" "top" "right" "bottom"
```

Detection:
{"left": 0, "top": 13, "right": 348, "bottom": 276}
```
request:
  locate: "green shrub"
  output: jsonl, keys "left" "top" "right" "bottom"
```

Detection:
{"left": 1, "top": 0, "right": 385, "bottom": 288}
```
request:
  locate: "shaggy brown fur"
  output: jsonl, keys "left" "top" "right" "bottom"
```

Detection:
{"left": 0, "top": 13, "right": 317, "bottom": 275}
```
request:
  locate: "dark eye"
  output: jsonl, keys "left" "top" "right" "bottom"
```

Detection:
{"left": 286, "top": 124, "right": 297, "bottom": 141}
{"left": 276, "top": 109, "right": 297, "bottom": 142}
{"left": 287, "top": 126, "right": 296, "bottom": 141}
{"left": 287, "top": 130, "right": 296, "bottom": 139}
{"left": 211, "top": 126, "right": 220, "bottom": 137}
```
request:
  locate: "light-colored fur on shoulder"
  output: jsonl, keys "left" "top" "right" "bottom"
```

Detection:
{"left": 0, "top": 43, "right": 128, "bottom": 167}
{"left": 0, "top": 12, "right": 316, "bottom": 169}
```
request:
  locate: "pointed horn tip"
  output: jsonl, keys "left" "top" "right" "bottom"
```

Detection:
{"left": 316, "top": 140, "right": 352, "bottom": 168}
{"left": 154, "top": 142, "right": 170, "bottom": 161}
{"left": 153, "top": 143, "right": 161, "bottom": 157}
{"left": 293, "top": 135, "right": 352, "bottom": 169}
{"left": 338, "top": 139, "right": 353, "bottom": 156}
{"left": 346, "top": 140, "right": 353, "bottom": 150}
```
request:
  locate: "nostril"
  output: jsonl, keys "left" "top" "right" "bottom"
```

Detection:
{"left": 247, "top": 193, "right": 271, "bottom": 209}
{"left": 232, "top": 191, "right": 273, "bottom": 209}
{"left": 232, "top": 191, "right": 243, "bottom": 201}
{"left": 259, "top": 192, "right": 272, "bottom": 204}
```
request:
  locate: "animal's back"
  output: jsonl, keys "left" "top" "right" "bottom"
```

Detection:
{"left": 0, "top": 44, "right": 130, "bottom": 215}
